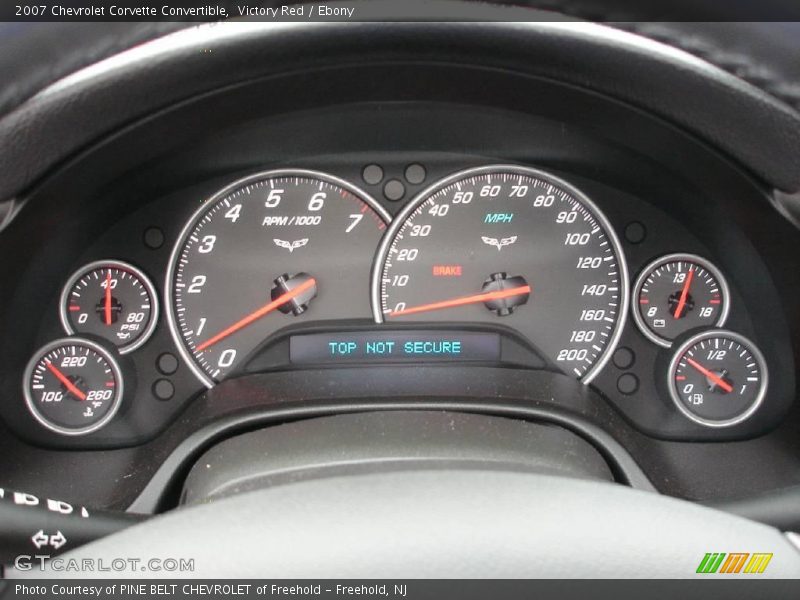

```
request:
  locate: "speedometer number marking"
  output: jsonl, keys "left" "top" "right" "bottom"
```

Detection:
{"left": 372, "top": 166, "right": 628, "bottom": 382}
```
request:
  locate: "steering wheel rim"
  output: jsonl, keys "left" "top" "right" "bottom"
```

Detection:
{"left": 9, "top": 468, "right": 800, "bottom": 578}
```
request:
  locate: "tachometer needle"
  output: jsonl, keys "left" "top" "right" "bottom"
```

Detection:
{"left": 389, "top": 284, "right": 532, "bottom": 317}
{"left": 46, "top": 361, "right": 87, "bottom": 401}
{"left": 196, "top": 276, "right": 318, "bottom": 352}
{"left": 686, "top": 357, "right": 733, "bottom": 393}
{"left": 673, "top": 268, "right": 694, "bottom": 319}
{"left": 104, "top": 270, "right": 113, "bottom": 325}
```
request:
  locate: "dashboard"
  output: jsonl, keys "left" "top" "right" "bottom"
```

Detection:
{"left": 1, "top": 22, "right": 799, "bottom": 520}
{"left": 9, "top": 156, "right": 790, "bottom": 439}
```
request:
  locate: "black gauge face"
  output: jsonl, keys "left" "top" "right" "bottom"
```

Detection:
{"left": 633, "top": 254, "right": 729, "bottom": 347}
{"left": 373, "top": 165, "right": 628, "bottom": 382}
{"left": 168, "top": 169, "right": 389, "bottom": 386}
{"left": 23, "top": 338, "right": 123, "bottom": 435}
{"left": 61, "top": 261, "right": 158, "bottom": 353}
{"left": 669, "top": 330, "right": 767, "bottom": 427}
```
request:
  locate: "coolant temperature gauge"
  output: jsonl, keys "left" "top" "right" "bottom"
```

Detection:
{"left": 23, "top": 338, "right": 124, "bottom": 435}
{"left": 668, "top": 330, "right": 767, "bottom": 427}
{"left": 633, "top": 254, "right": 729, "bottom": 347}
{"left": 60, "top": 260, "right": 158, "bottom": 353}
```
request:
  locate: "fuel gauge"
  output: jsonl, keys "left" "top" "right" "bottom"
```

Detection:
{"left": 668, "top": 330, "right": 766, "bottom": 427}
{"left": 633, "top": 253, "right": 729, "bottom": 346}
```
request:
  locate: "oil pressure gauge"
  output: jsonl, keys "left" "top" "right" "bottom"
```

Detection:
{"left": 668, "top": 330, "right": 767, "bottom": 428}
{"left": 23, "top": 338, "right": 124, "bottom": 436}
{"left": 60, "top": 260, "right": 158, "bottom": 353}
{"left": 633, "top": 253, "right": 729, "bottom": 347}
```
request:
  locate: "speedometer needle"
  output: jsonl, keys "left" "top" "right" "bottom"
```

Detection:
{"left": 673, "top": 268, "right": 694, "bottom": 319}
{"left": 195, "top": 276, "right": 318, "bottom": 352}
{"left": 389, "top": 284, "right": 532, "bottom": 317}
{"left": 686, "top": 357, "right": 733, "bottom": 393}
{"left": 46, "top": 361, "right": 87, "bottom": 401}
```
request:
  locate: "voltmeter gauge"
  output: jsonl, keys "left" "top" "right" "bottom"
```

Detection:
{"left": 60, "top": 260, "right": 158, "bottom": 353}
{"left": 23, "top": 338, "right": 124, "bottom": 436}
{"left": 633, "top": 254, "right": 729, "bottom": 347}
{"left": 668, "top": 330, "right": 767, "bottom": 428}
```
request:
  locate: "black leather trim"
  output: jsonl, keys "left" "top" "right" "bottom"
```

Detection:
{"left": 0, "top": 22, "right": 184, "bottom": 117}
{"left": 0, "top": 19, "right": 799, "bottom": 200}
{"left": 619, "top": 22, "right": 800, "bottom": 113}
{"left": 2, "top": 9, "right": 800, "bottom": 121}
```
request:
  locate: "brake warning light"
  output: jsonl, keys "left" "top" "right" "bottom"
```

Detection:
{"left": 433, "top": 265, "right": 462, "bottom": 276}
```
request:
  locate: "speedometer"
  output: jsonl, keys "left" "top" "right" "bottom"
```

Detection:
{"left": 167, "top": 169, "right": 389, "bottom": 387}
{"left": 372, "top": 165, "right": 628, "bottom": 382}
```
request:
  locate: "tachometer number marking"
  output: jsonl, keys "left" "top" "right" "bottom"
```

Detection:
{"left": 167, "top": 170, "right": 389, "bottom": 386}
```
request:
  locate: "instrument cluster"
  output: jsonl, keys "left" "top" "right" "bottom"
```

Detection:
{"left": 13, "top": 159, "right": 782, "bottom": 444}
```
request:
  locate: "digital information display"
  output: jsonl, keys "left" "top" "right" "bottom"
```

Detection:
{"left": 289, "top": 331, "right": 501, "bottom": 364}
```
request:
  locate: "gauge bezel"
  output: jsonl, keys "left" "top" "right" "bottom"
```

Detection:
{"left": 59, "top": 259, "right": 160, "bottom": 354}
{"left": 22, "top": 337, "right": 125, "bottom": 436}
{"left": 667, "top": 329, "right": 767, "bottom": 428}
{"left": 370, "top": 164, "right": 629, "bottom": 384}
{"left": 631, "top": 253, "right": 730, "bottom": 348}
{"left": 166, "top": 168, "right": 391, "bottom": 388}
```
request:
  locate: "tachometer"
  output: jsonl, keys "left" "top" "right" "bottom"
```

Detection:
{"left": 167, "top": 169, "right": 389, "bottom": 386}
{"left": 372, "top": 165, "right": 628, "bottom": 382}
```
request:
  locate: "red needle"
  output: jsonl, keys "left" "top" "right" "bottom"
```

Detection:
{"left": 196, "top": 277, "right": 317, "bottom": 352}
{"left": 686, "top": 357, "right": 733, "bottom": 393}
{"left": 45, "top": 361, "right": 87, "bottom": 401}
{"left": 673, "top": 268, "right": 694, "bottom": 319}
{"left": 104, "top": 270, "right": 113, "bottom": 325}
{"left": 390, "top": 285, "right": 532, "bottom": 317}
